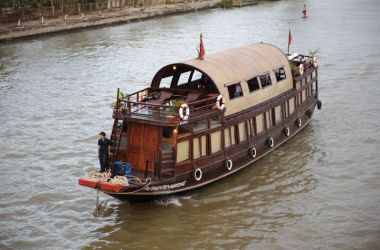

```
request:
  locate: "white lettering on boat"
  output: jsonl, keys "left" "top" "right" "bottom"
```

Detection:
{"left": 145, "top": 181, "right": 187, "bottom": 191}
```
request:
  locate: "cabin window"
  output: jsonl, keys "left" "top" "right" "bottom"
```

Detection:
{"left": 193, "top": 119, "right": 208, "bottom": 132}
{"left": 178, "top": 71, "right": 191, "bottom": 86}
{"left": 274, "top": 67, "right": 286, "bottom": 82}
{"left": 200, "top": 135, "right": 207, "bottom": 157}
{"left": 302, "top": 90, "right": 307, "bottom": 103}
{"left": 265, "top": 110, "right": 274, "bottom": 129}
{"left": 192, "top": 70, "right": 203, "bottom": 82}
{"left": 259, "top": 73, "right": 272, "bottom": 88}
{"left": 211, "top": 131, "right": 222, "bottom": 153}
{"left": 312, "top": 70, "right": 317, "bottom": 80}
{"left": 289, "top": 98, "right": 295, "bottom": 114}
{"left": 227, "top": 83, "right": 243, "bottom": 100}
{"left": 238, "top": 122, "right": 247, "bottom": 142}
{"left": 177, "top": 140, "right": 189, "bottom": 163}
{"left": 247, "top": 77, "right": 260, "bottom": 92}
{"left": 283, "top": 102, "right": 289, "bottom": 119}
{"left": 256, "top": 114, "right": 264, "bottom": 134}
{"left": 193, "top": 138, "right": 200, "bottom": 159}
{"left": 160, "top": 76, "right": 173, "bottom": 88}
{"left": 275, "top": 105, "right": 282, "bottom": 124}
{"left": 224, "top": 126, "right": 236, "bottom": 147}
{"left": 247, "top": 120, "right": 253, "bottom": 138}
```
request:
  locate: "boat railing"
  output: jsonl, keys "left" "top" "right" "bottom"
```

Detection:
{"left": 117, "top": 91, "right": 219, "bottom": 123}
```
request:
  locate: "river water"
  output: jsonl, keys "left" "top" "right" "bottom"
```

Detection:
{"left": 1, "top": 0, "right": 380, "bottom": 249}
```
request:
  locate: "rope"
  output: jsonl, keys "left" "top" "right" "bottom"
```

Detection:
{"left": 85, "top": 171, "right": 150, "bottom": 193}
{"left": 109, "top": 176, "right": 129, "bottom": 187}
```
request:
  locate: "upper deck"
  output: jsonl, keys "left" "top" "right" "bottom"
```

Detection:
{"left": 115, "top": 43, "right": 316, "bottom": 125}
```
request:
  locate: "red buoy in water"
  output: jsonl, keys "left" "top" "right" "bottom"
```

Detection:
{"left": 198, "top": 33, "right": 205, "bottom": 59}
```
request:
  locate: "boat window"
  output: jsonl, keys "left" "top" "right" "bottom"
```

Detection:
{"left": 265, "top": 110, "right": 274, "bottom": 129}
{"left": 178, "top": 71, "right": 192, "bottom": 86}
{"left": 247, "top": 120, "right": 253, "bottom": 137}
{"left": 211, "top": 131, "right": 222, "bottom": 153}
{"left": 289, "top": 98, "right": 295, "bottom": 114}
{"left": 177, "top": 141, "right": 190, "bottom": 163}
{"left": 160, "top": 76, "right": 173, "bottom": 88}
{"left": 259, "top": 73, "right": 272, "bottom": 88}
{"left": 256, "top": 114, "right": 264, "bottom": 134}
{"left": 274, "top": 67, "right": 286, "bottom": 82}
{"left": 247, "top": 77, "right": 260, "bottom": 92}
{"left": 238, "top": 122, "right": 247, "bottom": 142}
{"left": 193, "top": 137, "right": 200, "bottom": 159}
{"left": 283, "top": 102, "right": 289, "bottom": 118}
{"left": 227, "top": 83, "right": 243, "bottom": 100}
{"left": 224, "top": 128, "right": 231, "bottom": 148}
{"left": 191, "top": 70, "right": 203, "bottom": 82}
{"left": 275, "top": 105, "right": 282, "bottom": 123}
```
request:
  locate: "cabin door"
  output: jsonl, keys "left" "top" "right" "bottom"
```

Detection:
{"left": 126, "top": 123, "right": 159, "bottom": 171}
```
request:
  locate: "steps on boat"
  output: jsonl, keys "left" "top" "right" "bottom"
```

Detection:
{"left": 160, "top": 149, "right": 175, "bottom": 177}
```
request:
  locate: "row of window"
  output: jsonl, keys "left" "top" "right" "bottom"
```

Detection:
{"left": 227, "top": 67, "right": 287, "bottom": 100}
{"left": 176, "top": 83, "right": 316, "bottom": 163}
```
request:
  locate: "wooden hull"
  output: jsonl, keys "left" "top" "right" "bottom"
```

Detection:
{"left": 105, "top": 99, "right": 318, "bottom": 201}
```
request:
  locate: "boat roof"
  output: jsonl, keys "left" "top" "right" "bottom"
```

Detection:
{"left": 151, "top": 43, "right": 293, "bottom": 115}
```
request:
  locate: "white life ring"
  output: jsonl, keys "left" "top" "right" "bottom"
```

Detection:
{"left": 284, "top": 127, "right": 290, "bottom": 137}
{"left": 267, "top": 137, "right": 274, "bottom": 148}
{"left": 299, "top": 64, "right": 304, "bottom": 76}
{"left": 194, "top": 168, "right": 202, "bottom": 181}
{"left": 312, "top": 57, "right": 318, "bottom": 68}
{"left": 225, "top": 159, "right": 233, "bottom": 171}
{"left": 297, "top": 118, "right": 302, "bottom": 127}
{"left": 178, "top": 103, "right": 190, "bottom": 120}
{"left": 250, "top": 147, "right": 257, "bottom": 158}
{"left": 216, "top": 95, "right": 225, "bottom": 111}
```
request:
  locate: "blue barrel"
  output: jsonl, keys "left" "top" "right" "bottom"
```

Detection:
{"left": 113, "top": 161, "right": 133, "bottom": 180}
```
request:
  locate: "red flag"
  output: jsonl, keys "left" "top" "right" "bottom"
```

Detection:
{"left": 288, "top": 29, "right": 292, "bottom": 45}
{"left": 198, "top": 33, "right": 205, "bottom": 59}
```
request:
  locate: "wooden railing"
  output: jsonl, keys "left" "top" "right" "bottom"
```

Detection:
{"left": 118, "top": 89, "right": 219, "bottom": 123}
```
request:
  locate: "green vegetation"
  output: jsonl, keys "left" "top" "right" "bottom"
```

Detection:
{"left": 309, "top": 48, "right": 320, "bottom": 57}
{"left": 220, "top": 0, "right": 232, "bottom": 8}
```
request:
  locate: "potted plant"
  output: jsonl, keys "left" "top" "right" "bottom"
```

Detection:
{"left": 165, "top": 98, "right": 183, "bottom": 122}
{"left": 112, "top": 91, "right": 127, "bottom": 118}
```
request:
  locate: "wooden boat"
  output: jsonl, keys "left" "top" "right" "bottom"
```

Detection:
{"left": 79, "top": 40, "right": 321, "bottom": 200}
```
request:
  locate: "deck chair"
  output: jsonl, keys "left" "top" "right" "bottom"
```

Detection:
{"left": 148, "top": 91, "right": 173, "bottom": 105}
{"left": 184, "top": 92, "right": 202, "bottom": 103}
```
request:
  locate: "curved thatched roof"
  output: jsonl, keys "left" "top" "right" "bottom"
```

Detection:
{"left": 151, "top": 43, "right": 293, "bottom": 115}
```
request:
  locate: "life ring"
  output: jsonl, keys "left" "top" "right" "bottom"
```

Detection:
{"left": 225, "top": 159, "right": 233, "bottom": 171}
{"left": 312, "top": 57, "right": 318, "bottom": 68}
{"left": 178, "top": 103, "right": 190, "bottom": 120}
{"left": 267, "top": 137, "right": 274, "bottom": 148}
{"left": 284, "top": 127, "right": 290, "bottom": 137}
{"left": 317, "top": 100, "right": 322, "bottom": 110}
{"left": 194, "top": 168, "right": 202, "bottom": 181}
{"left": 216, "top": 95, "right": 225, "bottom": 111}
{"left": 299, "top": 64, "right": 304, "bottom": 76}
{"left": 250, "top": 147, "right": 257, "bottom": 158}
{"left": 297, "top": 118, "right": 302, "bottom": 127}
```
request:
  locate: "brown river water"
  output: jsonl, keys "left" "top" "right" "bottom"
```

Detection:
{"left": 1, "top": 0, "right": 380, "bottom": 249}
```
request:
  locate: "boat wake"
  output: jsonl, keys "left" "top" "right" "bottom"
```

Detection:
{"left": 153, "top": 195, "right": 191, "bottom": 207}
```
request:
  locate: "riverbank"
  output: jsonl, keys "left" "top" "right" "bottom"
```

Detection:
{"left": 0, "top": 0, "right": 225, "bottom": 42}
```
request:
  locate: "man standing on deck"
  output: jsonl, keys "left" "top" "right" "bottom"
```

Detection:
{"left": 98, "top": 132, "right": 111, "bottom": 173}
